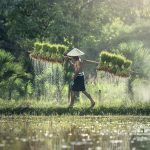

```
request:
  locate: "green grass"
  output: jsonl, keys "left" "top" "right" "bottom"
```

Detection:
{"left": 0, "top": 99, "right": 150, "bottom": 116}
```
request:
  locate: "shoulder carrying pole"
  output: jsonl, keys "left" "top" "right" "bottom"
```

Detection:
{"left": 84, "top": 59, "right": 99, "bottom": 64}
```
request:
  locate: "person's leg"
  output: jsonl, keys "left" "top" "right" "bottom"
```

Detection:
{"left": 82, "top": 91, "right": 95, "bottom": 107}
{"left": 68, "top": 90, "right": 76, "bottom": 107}
{"left": 68, "top": 84, "right": 71, "bottom": 103}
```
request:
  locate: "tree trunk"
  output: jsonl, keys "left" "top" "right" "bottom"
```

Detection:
{"left": 68, "top": 84, "right": 71, "bottom": 102}
{"left": 8, "top": 88, "right": 12, "bottom": 100}
{"left": 127, "top": 77, "right": 135, "bottom": 100}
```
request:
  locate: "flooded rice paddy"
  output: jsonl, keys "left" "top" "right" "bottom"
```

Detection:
{"left": 0, "top": 116, "right": 150, "bottom": 150}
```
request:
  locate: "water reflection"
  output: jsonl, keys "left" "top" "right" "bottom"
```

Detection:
{"left": 0, "top": 116, "right": 150, "bottom": 150}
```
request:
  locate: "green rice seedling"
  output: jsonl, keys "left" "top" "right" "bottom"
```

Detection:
{"left": 42, "top": 43, "right": 50, "bottom": 53}
{"left": 124, "top": 60, "right": 132, "bottom": 68}
{"left": 31, "top": 42, "right": 68, "bottom": 63}
{"left": 49, "top": 44, "right": 58, "bottom": 54}
{"left": 57, "top": 44, "right": 68, "bottom": 55}
{"left": 98, "top": 51, "right": 132, "bottom": 77}
{"left": 34, "top": 42, "right": 43, "bottom": 52}
{"left": 100, "top": 51, "right": 110, "bottom": 63}
{"left": 116, "top": 55, "right": 125, "bottom": 68}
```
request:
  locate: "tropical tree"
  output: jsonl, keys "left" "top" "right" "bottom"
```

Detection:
{"left": 115, "top": 42, "right": 150, "bottom": 99}
{"left": 0, "top": 49, "right": 32, "bottom": 99}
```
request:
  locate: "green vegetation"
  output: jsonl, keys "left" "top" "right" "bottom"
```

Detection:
{"left": 0, "top": 49, "right": 32, "bottom": 100}
{"left": 97, "top": 51, "right": 132, "bottom": 77}
{"left": 0, "top": 99, "right": 149, "bottom": 115}
{"left": 30, "top": 42, "right": 68, "bottom": 63}
{"left": 1, "top": 1, "right": 150, "bottom": 149}
{"left": 0, "top": 0, "right": 150, "bottom": 105}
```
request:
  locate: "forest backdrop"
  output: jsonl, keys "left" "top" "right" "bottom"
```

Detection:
{"left": 1, "top": 0, "right": 150, "bottom": 100}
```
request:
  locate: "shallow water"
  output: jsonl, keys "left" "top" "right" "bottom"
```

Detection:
{"left": 0, "top": 116, "right": 150, "bottom": 150}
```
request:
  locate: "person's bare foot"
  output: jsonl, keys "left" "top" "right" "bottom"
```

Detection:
{"left": 90, "top": 101, "right": 95, "bottom": 108}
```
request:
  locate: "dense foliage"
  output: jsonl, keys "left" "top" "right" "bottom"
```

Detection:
{"left": 0, "top": 0, "right": 150, "bottom": 100}
{"left": 0, "top": 49, "right": 32, "bottom": 100}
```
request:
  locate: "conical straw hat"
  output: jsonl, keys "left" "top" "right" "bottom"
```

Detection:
{"left": 67, "top": 48, "right": 85, "bottom": 56}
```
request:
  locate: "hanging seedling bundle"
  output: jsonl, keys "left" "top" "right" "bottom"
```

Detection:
{"left": 97, "top": 51, "right": 132, "bottom": 77}
{"left": 30, "top": 42, "right": 68, "bottom": 63}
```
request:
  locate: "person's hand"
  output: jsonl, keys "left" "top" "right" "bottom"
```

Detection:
{"left": 71, "top": 75, "right": 74, "bottom": 80}
{"left": 64, "top": 55, "right": 69, "bottom": 60}
{"left": 71, "top": 74, "right": 75, "bottom": 80}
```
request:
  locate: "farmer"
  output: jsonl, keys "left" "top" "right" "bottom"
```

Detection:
{"left": 64, "top": 48, "right": 96, "bottom": 108}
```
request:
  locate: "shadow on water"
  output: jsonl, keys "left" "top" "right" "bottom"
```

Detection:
{"left": 0, "top": 116, "right": 150, "bottom": 150}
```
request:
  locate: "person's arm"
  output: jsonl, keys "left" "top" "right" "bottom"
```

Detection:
{"left": 68, "top": 59, "right": 74, "bottom": 68}
{"left": 72, "top": 61, "right": 80, "bottom": 80}
{"left": 64, "top": 55, "right": 74, "bottom": 67}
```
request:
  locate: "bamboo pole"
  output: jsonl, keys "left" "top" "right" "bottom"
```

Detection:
{"left": 63, "top": 56, "right": 99, "bottom": 64}
{"left": 84, "top": 59, "right": 99, "bottom": 64}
